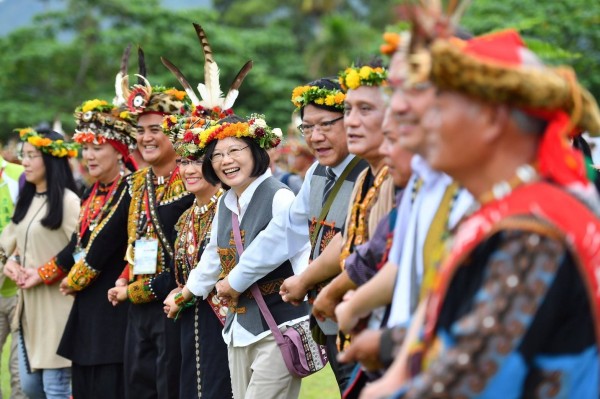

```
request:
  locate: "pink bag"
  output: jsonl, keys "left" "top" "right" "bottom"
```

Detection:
{"left": 232, "top": 213, "right": 328, "bottom": 378}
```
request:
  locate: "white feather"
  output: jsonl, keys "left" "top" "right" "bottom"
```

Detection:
{"left": 197, "top": 83, "right": 211, "bottom": 107}
{"left": 205, "top": 61, "right": 223, "bottom": 107}
{"left": 222, "top": 90, "right": 239, "bottom": 111}
{"left": 184, "top": 88, "right": 201, "bottom": 106}
{"left": 113, "top": 72, "right": 125, "bottom": 106}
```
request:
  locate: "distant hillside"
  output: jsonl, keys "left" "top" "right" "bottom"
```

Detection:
{"left": 0, "top": 0, "right": 211, "bottom": 37}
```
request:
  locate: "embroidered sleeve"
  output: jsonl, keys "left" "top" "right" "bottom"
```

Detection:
{"left": 65, "top": 258, "right": 100, "bottom": 291}
{"left": 37, "top": 257, "right": 68, "bottom": 285}
{"left": 406, "top": 230, "right": 566, "bottom": 398}
{"left": 127, "top": 277, "right": 157, "bottom": 304}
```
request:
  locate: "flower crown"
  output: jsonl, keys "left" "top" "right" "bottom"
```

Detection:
{"left": 17, "top": 128, "right": 79, "bottom": 158}
{"left": 73, "top": 99, "right": 137, "bottom": 150}
{"left": 338, "top": 65, "right": 388, "bottom": 91}
{"left": 174, "top": 114, "right": 283, "bottom": 159}
{"left": 291, "top": 85, "right": 346, "bottom": 110}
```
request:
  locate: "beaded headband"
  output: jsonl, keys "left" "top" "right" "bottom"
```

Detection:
{"left": 73, "top": 99, "right": 137, "bottom": 150}
{"left": 17, "top": 128, "right": 79, "bottom": 158}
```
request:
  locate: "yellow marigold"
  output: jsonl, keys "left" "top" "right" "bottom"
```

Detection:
{"left": 334, "top": 92, "right": 345, "bottom": 104}
{"left": 314, "top": 98, "right": 325, "bottom": 105}
{"left": 68, "top": 150, "right": 78, "bottom": 158}
{"left": 164, "top": 89, "right": 186, "bottom": 101}
{"left": 345, "top": 70, "right": 361, "bottom": 90}
{"left": 291, "top": 86, "right": 309, "bottom": 101}
{"left": 82, "top": 99, "right": 108, "bottom": 113}
{"left": 19, "top": 128, "right": 33, "bottom": 138}
{"left": 359, "top": 66, "right": 373, "bottom": 79}
{"left": 324, "top": 95, "right": 336, "bottom": 106}
{"left": 119, "top": 111, "right": 130, "bottom": 119}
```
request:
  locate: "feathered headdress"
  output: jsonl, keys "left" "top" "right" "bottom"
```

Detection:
{"left": 116, "top": 45, "right": 187, "bottom": 116}
{"left": 161, "top": 23, "right": 253, "bottom": 118}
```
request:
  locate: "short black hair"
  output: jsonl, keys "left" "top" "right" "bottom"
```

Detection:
{"left": 299, "top": 77, "right": 344, "bottom": 119}
{"left": 201, "top": 125, "right": 270, "bottom": 190}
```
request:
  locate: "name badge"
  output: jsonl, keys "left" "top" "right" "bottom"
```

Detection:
{"left": 73, "top": 250, "right": 85, "bottom": 264}
{"left": 133, "top": 238, "right": 158, "bottom": 275}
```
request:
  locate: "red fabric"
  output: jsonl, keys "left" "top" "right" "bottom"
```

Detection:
{"left": 107, "top": 139, "right": 130, "bottom": 162}
{"left": 463, "top": 29, "right": 524, "bottom": 66}
{"left": 425, "top": 182, "right": 600, "bottom": 347}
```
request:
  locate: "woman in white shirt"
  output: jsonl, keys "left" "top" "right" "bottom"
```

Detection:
{"left": 165, "top": 115, "right": 309, "bottom": 399}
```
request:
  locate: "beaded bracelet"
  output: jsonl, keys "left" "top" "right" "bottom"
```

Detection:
{"left": 174, "top": 292, "right": 187, "bottom": 307}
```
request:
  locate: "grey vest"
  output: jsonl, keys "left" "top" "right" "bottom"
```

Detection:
{"left": 308, "top": 159, "right": 368, "bottom": 260}
{"left": 218, "top": 177, "right": 308, "bottom": 336}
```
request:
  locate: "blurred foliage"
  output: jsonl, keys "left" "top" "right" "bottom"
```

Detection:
{"left": 0, "top": 0, "right": 598, "bottom": 141}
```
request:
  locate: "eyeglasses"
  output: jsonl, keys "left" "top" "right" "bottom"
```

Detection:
{"left": 176, "top": 158, "right": 203, "bottom": 168}
{"left": 210, "top": 145, "right": 249, "bottom": 163}
{"left": 18, "top": 152, "right": 42, "bottom": 161}
{"left": 298, "top": 116, "right": 344, "bottom": 137}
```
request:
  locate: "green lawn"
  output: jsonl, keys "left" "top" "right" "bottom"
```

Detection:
{"left": 1, "top": 336, "right": 339, "bottom": 398}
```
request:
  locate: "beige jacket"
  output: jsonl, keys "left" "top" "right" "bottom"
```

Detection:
{"left": 0, "top": 190, "right": 79, "bottom": 370}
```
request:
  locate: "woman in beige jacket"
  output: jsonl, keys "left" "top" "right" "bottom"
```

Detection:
{"left": 0, "top": 128, "right": 80, "bottom": 399}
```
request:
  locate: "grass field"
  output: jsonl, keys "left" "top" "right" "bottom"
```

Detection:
{"left": 0, "top": 336, "right": 339, "bottom": 398}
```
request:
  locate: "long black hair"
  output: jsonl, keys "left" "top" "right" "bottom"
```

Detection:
{"left": 12, "top": 129, "right": 80, "bottom": 230}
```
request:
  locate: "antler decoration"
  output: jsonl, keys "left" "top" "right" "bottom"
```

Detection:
{"left": 113, "top": 44, "right": 131, "bottom": 106}
{"left": 119, "top": 46, "right": 153, "bottom": 114}
{"left": 160, "top": 23, "right": 253, "bottom": 113}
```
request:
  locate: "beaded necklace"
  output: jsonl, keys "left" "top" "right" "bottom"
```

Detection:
{"left": 340, "top": 166, "right": 389, "bottom": 264}
{"left": 77, "top": 176, "right": 122, "bottom": 247}
{"left": 173, "top": 188, "right": 223, "bottom": 287}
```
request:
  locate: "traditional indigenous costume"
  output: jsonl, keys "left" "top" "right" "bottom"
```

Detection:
{"left": 118, "top": 47, "right": 193, "bottom": 399}
{"left": 159, "top": 23, "right": 252, "bottom": 399}
{"left": 0, "top": 128, "right": 79, "bottom": 397}
{"left": 395, "top": 29, "right": 600, "bottom": 398}
{"left": 51, "top": 98, "right": 137, "bottom": 399}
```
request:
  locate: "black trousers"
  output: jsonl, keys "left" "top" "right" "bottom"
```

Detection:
{"left": 124, "top": 301, "right": 181, "bottom": 399}
{"left": 326, "top": 334, "right": 356, "bottom": 395}
{"left": 72, "top": 362, "right": 125, "bottom": 399}
{"left": 179, "top": 299, "right": 232, "bottom": 399}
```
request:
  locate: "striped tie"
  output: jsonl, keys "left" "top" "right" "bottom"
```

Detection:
{"left": 322, "top": 167, "right": 337, "bottom": 205}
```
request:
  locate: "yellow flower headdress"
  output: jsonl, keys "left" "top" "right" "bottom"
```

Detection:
{"left": 73, "top": 99, "right": 137, "bottom": 150}
{"left": 291, "top": 85, "right": 346, "bottom": 110}
{"left": 17, "top": 128, "right": 79, "bottom": 158}
{"left": 338, "top": 65, "right": 388, "bottom": 91}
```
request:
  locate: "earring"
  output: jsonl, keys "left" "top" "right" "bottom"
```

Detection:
{"left": 118, "top": 158, "right": 125, "bottom": 176}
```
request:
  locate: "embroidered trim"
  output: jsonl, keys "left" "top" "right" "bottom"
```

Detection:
{"left": 127, "top": 278, "right": 156, "bottom": 304}
{"left": 66, "top": 258, "right": 100, "bottom": 291}
{"left": 37, "top": 258, "right": 67, "bottom": 285}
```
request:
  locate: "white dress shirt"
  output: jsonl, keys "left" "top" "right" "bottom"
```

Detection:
{"left": 186, "top": 169, "right": 310, "bottom": 346}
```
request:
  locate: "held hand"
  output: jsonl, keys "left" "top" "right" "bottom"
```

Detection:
{"left": 311, "top": 283, "right": 338, "bottom": 322}
{"left": 18, "top": 268, "right": 42, "bottom": 289}
{"left": 279, "top": 274, "right": 310, "bottom": 305}
{"left": 107, "top": 286, "right": 127, "bottom": 306}
{"left": 3, "top": 260, "right": 23, "bottom": 282}
{"left": 335, "top": 300, "right": 362, "bottom": 335}
{"left": 337, "top": 329, "right": 384, "bottom": 371}
{"left": 163, "top": 287, "right": 183, "bottom": 319}
{"left": 216, "top": 278, "right": 240, "bottom": 308}
{"left": 58, "top": 277, "right": 76, "bottom": 296}
{"left": 358, "top": 369, "right": 405, "bottom": 399}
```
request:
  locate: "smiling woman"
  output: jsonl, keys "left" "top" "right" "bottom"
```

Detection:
{"left": 166, "top": 114, "right": 310, "bottom": 399}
